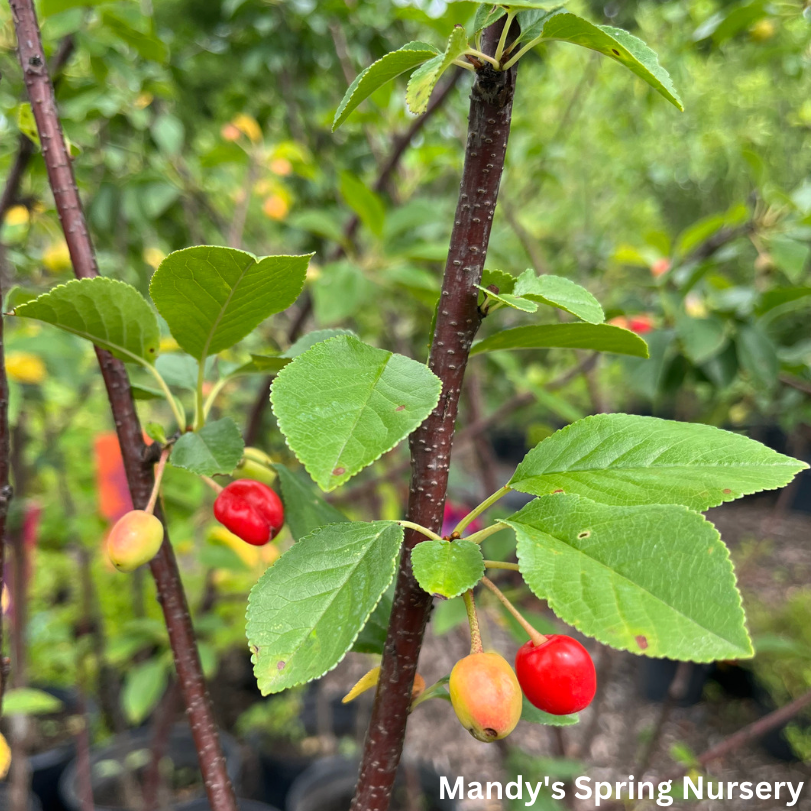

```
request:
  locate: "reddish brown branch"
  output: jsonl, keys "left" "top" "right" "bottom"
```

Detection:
{"left": 6, "top": 3, "right": 237, "bottom": 809}
{"left": 350, "top": 22, "right": 518, "bottom": 811}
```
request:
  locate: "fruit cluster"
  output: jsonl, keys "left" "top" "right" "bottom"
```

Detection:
{"left": 450, "top": 630, "right": 596, "bottom": 742}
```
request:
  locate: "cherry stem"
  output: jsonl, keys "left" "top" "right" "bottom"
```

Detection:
{"left": 397, "top": 521, "right": 443, "bottom": 541}
{"left": 452, "top": 484, "right": 511, "bottom": 537}
{"left": 201, "top": 476, "right": 224, "bottom": 494}
{"left": 462, "top": 590, "right": 483, "bottom": 655}
{"left": 465, "top": 522, "right": 507, "bottom": 545}
{"left": 481, "top": 576, "right": 547, "bottom": 647}
{"left": 145, "top": 446, "right": 172, "bottom": 515}
{"left": 484, "top": 561, "right": 519, "bottom": 571}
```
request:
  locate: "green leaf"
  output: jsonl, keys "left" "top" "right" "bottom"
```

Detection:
{"left": 509, "top": 413, "right": 807, "bottom": 511}
{"left": 14, "top": 278, "right": 160, "bottom": 366}
{"left": 247, "top": 521, "right": 403, "bottom": 694}
{"left": 507, "top": 495, "right": 753, "bottom": 661}
{"left": 521, "top": 696, "right": 579, "bottom": 727}
{"left": 332, "top": 41, "right": 440, "bottom": 130}
{"left": 471, "top": 4, "right": 507, "bottom": 35}
{"left": 273, "top": 464, "right": 348, "bottom": 541}
{"left": 411, "top": 540, "right": 484, "bottom": 599}
{"left": 407, "top": 26, "right": 468, "bottom": 115}
{"left": 16, "top": 103, "right": 40, "bottom": 148}
{"left": 248, "top": 355, "right": 290, "bottom": 375}
{"left": 676, "top": 314, "right": 728, "bottom": 364}
{"left": 155, "top": 355, "right": 213, "bottom": 390}
{"left": 285, "top": 329, "right": 357, "bottom": 358}
{"left": 529, "top": 11, "right": 682, "bottom": 110}
{"left": 122, "top": 658, "right": 168, "bottom": 725}
{"left": 339, "top": 172, "right": 385, "bottom": 238}
{"left": 470, "top": 323, "right": 648, "bottom": 357}
{"left": 271, "top": 336, "right": 442, "bottom": 491}
{"left": 513, "top": 271, "right": 605, "bottom": 323}
{"left": 39, "top": 0, "right": 109, "bottom": 17}
{"left": 170, "top": 418, "right": 244, "bottom": 477}
{"left": 481, "top": 268, "right": 516, "bottom": 295}
{"left": 768, "top": 236, "right": 810, "bottom": 283}
{"left": 3, "top": 688, "right": 64, "bottom": 715}
{"left": 352, "top": 592, "right": 393, "bottom": 654}
{"left": 150, "top": 246, "right": 311, "bottom": 361}
{"left": 737, "top": 324, "right": 779, "bottom": 389}
{"left": 474, "top": 284, "right": 538, "bottom": 313}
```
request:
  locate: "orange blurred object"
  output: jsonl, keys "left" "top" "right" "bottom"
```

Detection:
{"left": 94, "top": 433, "right": 134, "bottom": 523}
{"left": 651, "top": 258, "right": 671, "bottom": 278}
{"left": 628, "top": 315, "right": 655, "bottom": 334}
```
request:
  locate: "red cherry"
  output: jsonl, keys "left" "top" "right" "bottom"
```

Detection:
{"left": 515, "top": 635, "right": 596, "bottom": 715}
{"left": 213, "top": 479, "right": 284, "bottom": 546}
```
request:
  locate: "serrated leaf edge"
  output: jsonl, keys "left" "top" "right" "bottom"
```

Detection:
{"left": 270, "top": 335, "right": 443, "bottom": 491}
{"left": 410, "top": 539, "right": 485, "bottom": 600}
{"left": 14, "top": 277, "right": 159, "bottom": 366}
{"left": 508, "top": 498, "right": 753, "bottom": 662}
{"left": 332, "top": 42, "right": 441, "bottom": 131}
{"left": 245, "top": 520, "right": 403, "bottom": 695}
{"left": 509, "top": 413, "right": 810, "bottom": 508}
{"left": 150, "top": 248, "right": 313, "bottom": 360}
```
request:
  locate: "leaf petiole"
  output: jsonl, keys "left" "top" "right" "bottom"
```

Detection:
{"left": 398, "top": 520, "right": 443, "bottom": 541}
{"left": 484, "top": 561, "right": 519, "bottom": 571}
{"left": 194, "top": 356, "right": 206, "bottom": 431}
{"left": 452, "top": 484, "right": 511, "bottom": 537}
{"left": 464, "top": 48, "right": 501, "bottom": 69}
{"left": 494, "top": 10, "right": 517, "bottom": 64}
{"left": 410, "top": 676, "right": 450, "bottom": 711}
{"left": 144, "top": 363, "right": 187, "bottom": 431}
{"left": 502, "top": 36, "right": 548, "bottom": 71}
{"left": 465, "top": 522, "right": 508, "bottom": 545}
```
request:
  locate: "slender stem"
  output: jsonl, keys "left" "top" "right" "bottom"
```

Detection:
{"left": 463, "top": 590, "right": 483, "bottom": 654}
{"left": 202, "top": 476, "right": 224, "bottom": 494}
{"left": 452, "top": 59, "right": 476, "bottom": 72}
{"left": 145, "top": 446, "right": 171, "bottom": 515}
{"left": 452, "top": 484, "right": 511, "bottom": 537}
{"left": 410, "top": 678, "right": 450, "bottom": 711}
{"left": 465, "top": 47, "right": 500, "bottom": 68}
{"left": 465, "top": 522, "right": 508, "bottom": 545}
{"left": 203, "top": 376, "right": 229, "bottom": 421}
{"left": 503, "top": 36, "right": 546, "bottom": 71}
{"left": 484, "top": 560, "right": 519, "bottom": 571}
{"left": 397, "top": 520, "right": 442, "bottom": 541}
{"left": 351, "top": 20, "right": 519, "bottom": 811}
{"left": 481, "top": 577, "right": 547, "bottom": 646}
{"left": 144, "top": 363, "right": 186, "bottom": 431}
{"left": 6, "top": 4, "right": 238, "bottom": 809}
{"left": 494, "top": 11, "right": 516, "bottom": 63}
{"left": 194, "top": 358, "right": 206, "bottom": 430}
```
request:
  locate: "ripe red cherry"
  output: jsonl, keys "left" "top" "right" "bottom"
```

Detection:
{"left": 515, "top": 635, "right": 596, "bottom": 715}
{"left": 214, "top": 479, "right": 284, "bottom": 546}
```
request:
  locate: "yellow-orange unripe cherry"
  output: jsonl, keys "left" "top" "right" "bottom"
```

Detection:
{"left": 106, "top": 510, "right": 164, "bottom": 572}
{"left": 449, "top": 651, "right": 522, "bottom": 743}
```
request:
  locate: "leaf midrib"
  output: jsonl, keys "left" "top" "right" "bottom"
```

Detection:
{"left": 511, "top": 521, "right": 749, "bottom": 653}
{"left": 259, "top": 525, "right": 397, "bottom": 686}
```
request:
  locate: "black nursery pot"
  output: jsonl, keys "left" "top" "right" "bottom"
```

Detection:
{"left": 286, "top": 757, "right": 458, "bottom": 811}
{"left": 59, "top": 723, "right": 241, "bottom": 811}
{"left": 639, "top": 658, "right": 713, "bottom": 706}
{"left": 0, "top": 784, "right": 43, "bottom": 811}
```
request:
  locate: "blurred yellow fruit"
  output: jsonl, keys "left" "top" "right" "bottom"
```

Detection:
{"left": 42, "top": 241, "right": 72, "bottom": 273}
{"left": 0, "top": 732, "right": 10, "bottom": 779}
{"left": 684, "top": 293, "right": 707, "bottom": 318}
{"left": 749, "top": 19, "right": 776, "bottom": 41}
{"left": 263, "top": 195, "right": 289, "bottom": 221}
{"left": 1, "top": 584, "right": 9, "bottom": 614}
{"left": 4, "top": 206, "right": 29, "bottom": 227}
{"left": 135, "top": 92, "right": 154, "bottom": 109}
{"left": 144, "top": 247, "right": 166, "bottom": 269}
{"left": 729, "top": 403, "right": 749, "bottom": 425}
{"left": 209, "top": 524, "right": 280, "bottom": 569}
{"left": 6, "top": 352, "right": 46, "bottom": 385}
{"left": 270, "top": 157, "right": 293, "bottom": 176}
{"left": 232, "top": 114, "right": 262, "bottom": 143}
